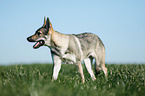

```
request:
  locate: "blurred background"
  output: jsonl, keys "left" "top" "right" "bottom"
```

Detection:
{"left": 0, "top": 0, "right": 145, "bottom": 65}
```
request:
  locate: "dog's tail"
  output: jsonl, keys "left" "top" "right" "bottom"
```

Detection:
{"left": 95, "top": 42, "right": 107, "bottom": 76}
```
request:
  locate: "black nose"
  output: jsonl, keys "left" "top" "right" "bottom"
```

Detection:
{"left": 27, "top": 37, "right": 31, "bottom": 42}
{"left": 27, "top": 37, "right": 35, "bottom": 42}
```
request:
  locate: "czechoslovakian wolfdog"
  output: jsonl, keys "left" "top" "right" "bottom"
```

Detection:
{"left": 27, "top": 17, "right": 107, "bottom": 83}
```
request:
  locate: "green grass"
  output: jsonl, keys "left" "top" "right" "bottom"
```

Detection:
{"left": 0, "top": 64, "right": 144, "bottom": 96}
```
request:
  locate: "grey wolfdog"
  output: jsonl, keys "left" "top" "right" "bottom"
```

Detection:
{"left": 27, "top": 17, "right": 107, "bottom": 83}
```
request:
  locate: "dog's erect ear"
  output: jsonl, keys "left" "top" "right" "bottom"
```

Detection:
{"left": 46, "top": 17, "right": 50, "bottom": 29}
{"left": 43, "top": 17, "right": 46, "bottom": 27}
{"left": 46, "top": 17, "right": 53, "bottom": 29}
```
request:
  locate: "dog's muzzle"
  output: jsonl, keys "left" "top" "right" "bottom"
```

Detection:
{"left": 27, "top": 37, "right": 35, "bottom": 42}
{"left": 33, "top": 40, "right": 45, "bottom": 49}
{"left": 27, "top": 37, "right": 45, "bottom": 49}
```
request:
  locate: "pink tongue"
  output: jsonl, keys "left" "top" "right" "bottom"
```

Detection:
{"left": 33, "top": 40, "right": 45, "bottom": 49}
{"left": 34, "top": 42, "right": 40, "bottom": 48}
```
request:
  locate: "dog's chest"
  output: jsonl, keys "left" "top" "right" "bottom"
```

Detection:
{"left": 51, "top": 47, "right": 76, "bottom": 64}
{"left": 62, "top": 52, "right": 76, "bottom": 64}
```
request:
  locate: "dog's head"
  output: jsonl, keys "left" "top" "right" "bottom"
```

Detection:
{"left": 27, "top": 17, "right": 53, "bottom": 49}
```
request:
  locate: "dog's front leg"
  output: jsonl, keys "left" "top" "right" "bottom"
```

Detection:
{"left": 76, "top": 61, "right": 85, "bottom": 83}
{"left": 51, "top": 54, "right": 62, "bottom": 81}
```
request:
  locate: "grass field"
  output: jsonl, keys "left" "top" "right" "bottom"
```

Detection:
{"left": 0, "top": 64, "right": 144, "bottom": 96}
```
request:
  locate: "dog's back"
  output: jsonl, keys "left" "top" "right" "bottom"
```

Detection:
{"left": 73, "top": 33, "right": 107, "bottom": 76}
{"left": 74, "top": 33, "right": 104, "bottom": 58}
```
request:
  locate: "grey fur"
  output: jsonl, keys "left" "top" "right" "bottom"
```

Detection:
{"left": 27, "top": 17, "right": 107, "bottom": 83}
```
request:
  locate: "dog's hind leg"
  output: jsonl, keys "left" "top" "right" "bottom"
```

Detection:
{"left": 95, "top": 57, "right": 108, "bottom": 76}
{"left": 100, "top": 48, "right": 107, "bottom": 76}
{"left": 76, "top": 61, "right": 85, "bottom": 83}
{"left": 95, "top": 49, "right": 107, "bottom": 76}
{"left": 94, "top": 57, "right": 102, "bottom": 75}
{"left": 101, "top": 62, "right": 107, "bottom": 77}
{"left": 84, "top": 58, "right": 96, "bottom": 81}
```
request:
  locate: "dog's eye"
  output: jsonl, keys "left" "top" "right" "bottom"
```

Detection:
{"left": 37, "top": 31, "right": 41, "bottom": 36}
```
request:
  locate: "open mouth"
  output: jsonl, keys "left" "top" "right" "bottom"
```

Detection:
{"left": 33, "top": 40, "right": 45, "bottom": 49}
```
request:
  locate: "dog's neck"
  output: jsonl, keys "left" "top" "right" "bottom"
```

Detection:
{"left": 51, "top": 30, "right": 69, "bottom": 47}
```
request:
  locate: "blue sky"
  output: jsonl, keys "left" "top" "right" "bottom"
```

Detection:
{"left": 0, "top": 0, "right": 145, "bottom": 65}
